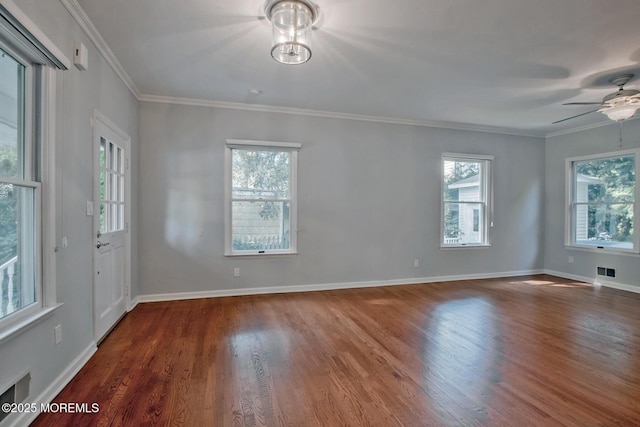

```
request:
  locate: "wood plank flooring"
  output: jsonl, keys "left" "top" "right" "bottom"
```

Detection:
{"left": 32, "top": 275, "right": 640, "bottom": 426}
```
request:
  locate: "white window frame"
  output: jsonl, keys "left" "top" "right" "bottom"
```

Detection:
{"left": 0, "top": 11, "right": 62, "bottom": 342}
{"left": 441, "top": 153, "right": 493, "bottom": 248}
{"left": 224, "top": 139, "right": 299, "bottom": 256}
{"left": 565, "top": 149, "right": 639, "bottom": 255}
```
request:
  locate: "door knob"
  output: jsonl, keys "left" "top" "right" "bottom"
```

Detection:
{"left": 96, "top": 241, "right": 110, "bottom": 249}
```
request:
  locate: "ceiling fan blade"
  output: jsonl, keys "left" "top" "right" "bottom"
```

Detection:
{"left": 562, "top": 102, "right": 603, "bottom": 105}
{"left": 552, "top": 109, "right": 601, "bottom": 124}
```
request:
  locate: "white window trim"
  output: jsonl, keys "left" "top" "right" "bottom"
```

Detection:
{"left": 564, "top": 148, "right": 640, "bottom": 255}
{"left": 441, "top": 153, "right": 494, "bottom": 249}
{"left": 0, "top": 13, "right": 62, "bottom": 340}
{"left": 224, "top": 139, "right": 300, "bottom": 256}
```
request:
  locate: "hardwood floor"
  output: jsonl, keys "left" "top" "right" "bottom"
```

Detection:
{"left": 32, "top": 275, "right": 640, "bottom": 426}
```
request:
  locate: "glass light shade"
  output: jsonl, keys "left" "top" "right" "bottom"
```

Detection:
{"left": 269, "top": 1, "right": 314, "bottom": 65}
{"left": 603, "top": 105, "right": 639, "bottom": 122}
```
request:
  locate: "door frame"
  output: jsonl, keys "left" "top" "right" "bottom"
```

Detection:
{"left": 91, "top": 109, "right": 132, "bottom": 341}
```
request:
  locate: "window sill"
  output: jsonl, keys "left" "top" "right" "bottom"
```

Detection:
{"left": 440, "top": 244, "right": 491, "bottom": 250}
{"left": 565, "top": 245, "right": 639, "bottom": 257}
{"left": 224, "top": 252, "right": 298, "bottom": 257}
{"left": 0, "top": 303, "right": 63, "bottom": 346}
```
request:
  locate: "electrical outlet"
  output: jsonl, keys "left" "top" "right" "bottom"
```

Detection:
{"left": 568, "top": 256, "right": 574, "bottom": 264}
{"left": 414, "top": 259, "right": 419, "bottom": 268}
{"left": 234, "top": 267, "right": 240, "bottom": 277}
{"left": 54, "top": 324, "right": 62, "bottom": 345}
{"left": 597, "top": 267, "right": 606, "bottom": 276}
{"left": 606, "top": 268, "right": 615, "bottom": 278}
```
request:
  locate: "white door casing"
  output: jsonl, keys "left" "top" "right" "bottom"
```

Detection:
{"left": 92, "top": 110, "right": 131, "bottom": 342}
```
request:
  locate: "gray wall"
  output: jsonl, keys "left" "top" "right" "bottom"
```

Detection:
{"left": 0, "top": 0, "right": 138, "bottom": 414}
{"left": 138, "top": 102, "right": 545, "bottom": 295}
{"left": 545, "top": 119, "right": 640, "bottom": 289}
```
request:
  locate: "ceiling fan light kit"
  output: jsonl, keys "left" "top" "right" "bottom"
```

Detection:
{"left": 601, "top": 104, "right": 639, "bottom": 122}
{"left": 555, "top": 74, "right": 640, "bottom": 124}
{"left": 265, "top": 0, "right": 318, "bottom": 65}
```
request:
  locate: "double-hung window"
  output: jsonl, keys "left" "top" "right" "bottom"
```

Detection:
{"left": 225, "top": 140, "right": 299, "bottom": 255}
{"left": 566, "top": 150, "right": 638, "bottom": 253}
{"left": 0, "top": 44, "right": 39, "bottom": 326}
{"left": 0, "top": 9, "right": 62, "bottom": 337}
{"left": 441, "top": 153, "right": 493, "bottom": 247}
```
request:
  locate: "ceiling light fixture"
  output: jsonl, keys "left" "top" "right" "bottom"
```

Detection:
{"left": 265, "top": 0, "right": 318, "bottom": 65}
{"left": 601, "top": 104, "right": 639, "bottom": 122}
{"left": 598, "top": 75, "right": 640, "bottom": 122}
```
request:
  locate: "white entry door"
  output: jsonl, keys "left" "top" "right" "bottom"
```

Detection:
{"left": 93, "top": 112, "right": 130, "bottom": 342}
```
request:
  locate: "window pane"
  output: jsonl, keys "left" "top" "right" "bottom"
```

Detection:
{"left": 118, "top": 176, "right": 124, "bottom": 203}
{"left": 108, "top": 141, "right": 114, "bottom": 171}
{"left": 443, "top": 202, "right": 484, "bottom": 245}
{"left": 575, "top": 156, "right": 635, "bottom": 203}
{"left": 116, "top": 146, "right": 122, "bottom": 173}
{"left": 232, "top": 200, "right": 290, "bottom": 251}
{"left": 119, "top": 204, "right": 124, "bottom": 230}
{"left": 110, "top": 172, "right": 117, "bottom": 201}
{"left": 443, "top": 160, "right": 481, "bottom": 201}
{"left": 99, "top": 202, "right": 105, "bottom": 233}
{"left": 0, "top": 48, "right": 25, "bottom": 179}
{"left": 232, "top": 149, "right": 290, "bottom": 199}
{"left": 574, "top": 203, "right": 634, "bottom": 249}
{"left": 99, "top": 138, "right": 106, "bottom": 167}
{"left": 0, "top": 183, "right": 36, "bottom": 319}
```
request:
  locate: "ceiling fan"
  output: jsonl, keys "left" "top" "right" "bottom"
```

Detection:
{"left": 553, "top": 74, "right": 640, "bottom": 124}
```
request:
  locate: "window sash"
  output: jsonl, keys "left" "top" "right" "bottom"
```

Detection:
{"left": 571, "top": 202, "right": 635, "bottom": 249}
{"left": 225, "top": 141, "right": 299, "bottom": 255}
{"left": 441, "top": 154, "right": 493, "bottom": 247}
{"left": 566, "top": 149, "right": 639, "bottom": 253}
{"left": 0, "top": 180, "right": 41, "bottom": 328}
{"left": 0, "top": 6, "right": 62, "bottom": 341}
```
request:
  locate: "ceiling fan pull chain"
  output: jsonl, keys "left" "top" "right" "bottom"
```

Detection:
{"left": 619, "top": 121, "right": 623, "bottom": 148}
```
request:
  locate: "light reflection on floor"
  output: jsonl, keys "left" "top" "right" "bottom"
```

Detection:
{"left": 422, "top": 297, "right": 500, "bottom": 424}
{"left": 519, "top": 279, "right": 589, "bottom": 288}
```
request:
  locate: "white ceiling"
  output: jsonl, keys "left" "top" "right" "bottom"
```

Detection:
{"left": 75, "top": 0, "right": 640, "bottom": 136}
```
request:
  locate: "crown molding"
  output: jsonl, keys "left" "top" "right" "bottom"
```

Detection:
{"left": 59, "top": 0, "right": 140, "bottom": 98}
{"left": 65, "top": 0, "right": 623, "bottom": 140}
{"left": 546, "top": 118, "right": 618, "bottom": 138}
{"left": 138, "top": 94, "right": 543, "bottom": 138}
{"left": 546, "top": 115, "right": 640, "bottom": 138}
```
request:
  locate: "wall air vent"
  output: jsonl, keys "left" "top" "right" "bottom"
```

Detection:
{"left": 0, "top": 372, "right": 30, "bottom": 423}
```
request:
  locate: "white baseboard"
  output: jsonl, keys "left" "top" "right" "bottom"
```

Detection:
{"left": 543, "top": 269, "right": 594, "bottom": 285}
{"left": 544, "top": 269, "right": 640, "bottom": 294}
{"left": 137, "top": 269, "right": 545, "bottom": 304}
{"left": 594, "top": 278, "right": 640, "bottom": 294}
{"left": 7, "top": 342, "right": 97, "bottom": 427}
{"left": 128, "top": 296, "right": 139, "bottom": 312}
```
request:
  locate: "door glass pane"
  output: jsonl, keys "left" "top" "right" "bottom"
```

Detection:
{"left": 110, "top": 172, "right": 117, "bottom": 201}
{"left": 119, "top": 204, "right": 124, "bottom": 230}
{"left": 0, "top": 48, "right": 25, "bottom": 179}
{"left": 99, "top": 202, "right": 106, "bottom": 233}
{"left": 99, "top": 138, "right": 106, "bottom": 167}
{"left": 116, "top": 146, "right": 122, "bottom": 173}
{"left": 108, "top": 142, "right": 114, "bottom": 171}
{"left": 110, "top": 203, "right": 117, "bottom": 232}
{"left": 118, "top": 176, "right": 124, "bottom": 202}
